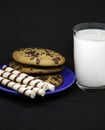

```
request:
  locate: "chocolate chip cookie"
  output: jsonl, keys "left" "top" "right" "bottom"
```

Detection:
{"left": 35, "top": 74, "right": 63, "bottom": 87}
{"left": 12, "top": 48, "right": 66, "bottom": 67}
{"left": 9, "top": 60, "right": 64, "bottom": 74}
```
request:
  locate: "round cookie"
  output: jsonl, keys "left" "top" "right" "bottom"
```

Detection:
{"left": 35, "top": 74, "right": 63, "bottom": 87}
{"left": 9, "top": 60, "right": 64, "bottom": 74}
{"left": 12, "top": 47, "right": 66, "bottom": 67}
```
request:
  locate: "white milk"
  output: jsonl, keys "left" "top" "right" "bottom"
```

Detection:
{"left": 74, "top": 29, "right": 105, "bottom": 87}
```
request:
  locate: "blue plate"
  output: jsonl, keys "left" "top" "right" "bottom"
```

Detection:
{"left": 0, "top": 66, "right": 75, "bottom": 95}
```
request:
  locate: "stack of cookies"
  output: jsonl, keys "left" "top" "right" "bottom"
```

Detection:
{"left": 9, "top": 47, "right": 66, "bottom": 87}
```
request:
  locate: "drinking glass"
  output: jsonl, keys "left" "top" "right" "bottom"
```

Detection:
{"left": 73, "top": 22, "right": 105, "bottom": 90}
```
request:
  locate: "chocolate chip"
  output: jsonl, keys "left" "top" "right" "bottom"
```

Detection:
{"left": 45, "top": 49, "right": 54, "bottom": 57}
{"left": 38, "top": 76, "right": 48, "bottom": 81}
{"left": 30, "top": 57, "right": 35, "bottom": 60}
{"left": 24, "top": 49, "right": 40, "bottom": 60}
{"left": 25, "top": 50, "right": 35, "bottom": 56}
{"left": 52, "top": 57, "right": 60, "bottom": 64}
{"left": 35, "top": 52, "right": 39, "bottom": 57}
{"left": 36, "top": 59, "right": 40, "bottom": 65}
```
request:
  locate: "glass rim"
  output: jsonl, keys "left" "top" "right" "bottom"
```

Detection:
{"left": 73, "top": 22, "right": 105, "bottom": 33}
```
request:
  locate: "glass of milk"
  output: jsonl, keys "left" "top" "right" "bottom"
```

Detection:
{"left": 73, "top": 22, "right": 105, "bottom": 90}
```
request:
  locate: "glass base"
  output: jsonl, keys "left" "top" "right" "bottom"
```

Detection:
{"left": 76, "top": 82, "right": 105, "bottom": 90}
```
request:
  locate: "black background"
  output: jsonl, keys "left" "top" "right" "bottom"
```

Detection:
{"left": 0, "top": 1, "right": 105, "bottom": 130}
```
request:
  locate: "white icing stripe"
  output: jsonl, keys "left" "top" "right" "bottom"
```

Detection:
{"left": 9, "top": 74, "right": 17, "bottom": 81}
{"left": 8, "top": 82, "right": 15, "bottom": 87}
{"left": 15, "top": 76, "right": 24, "bottom": 82}
{"left": 22, "top": 78, "right": 32, "bottom": 85}
{"left": 44, "top": 82, "right": 55, "bottom": 91}
{"left": 19, "top": 73, "right": 28, "bottom": 77}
